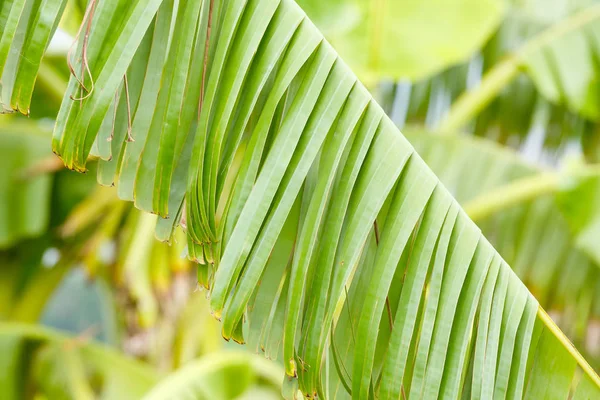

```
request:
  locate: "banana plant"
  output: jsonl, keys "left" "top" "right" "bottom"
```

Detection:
{"left": 0, "top": 322, "right": 158, "bottom": 400}
{"left": 0, "top": 122, "right": 55, "bottom": 247}
{"left": 0, "top": 322, "right": 282, "bottom": 400}
{"left": 0, "top": 120, "right": 100, "bottom": 326}
{"left": 439, "top": 3, "right": 600, "bottom": 132}
{"left": 143, "top": 351, "right": 284, "bottom": 400}
{"left": 372, "top": 0, "right": 600, "bottom": 161}
{"left": 406, "top": 128, "right": 600, "bottom": 365}
{"left": 2, "top": 1, "right": 600, "bottom": 399}
{"left": 296, "top": 0, "right": 504, "bottom": 82}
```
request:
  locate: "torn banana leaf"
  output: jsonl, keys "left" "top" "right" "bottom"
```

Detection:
{"left": 5, "top": 0, "right": 595, "bottom": 398}
{"left": 0, "top": 0, "right": 67, "bottom": 114}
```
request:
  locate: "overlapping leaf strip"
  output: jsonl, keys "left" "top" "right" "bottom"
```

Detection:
{"left": 409, "top": 131, "right": 600, "bottom": 350}
{"left": 0, "top": 0, "right": 67, "bottom": 114}
{"left": 43, "top": 0, "right": 600, "bottom": 398}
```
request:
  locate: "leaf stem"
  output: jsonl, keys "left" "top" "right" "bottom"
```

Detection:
{"left": 464, "top": 164, "right": 600, "bottom": 222}
{"left": 537, "top": 308, "right": 600, "bottom": 388}
{"left": 437, "top": 57, "right": 519, "bottom": 133}
{"left": 464, "top": 173, "right": 558, "bottom": 222}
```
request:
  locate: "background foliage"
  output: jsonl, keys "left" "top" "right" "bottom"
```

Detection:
{"left": 1, "top": 0, "right": 600, "bottom": 398}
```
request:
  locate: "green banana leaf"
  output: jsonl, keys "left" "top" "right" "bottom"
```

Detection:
{"left": 0, "top": 323, "right": 284, "bottom": 400}
{"left": 296, "top": 0, "right": 504, "bottom": 82}
{"left": 0, "top": 322, "right": 159, "bottom": 399}
{"left": 370, "top": 0, "right": 600, "bottom": 159}
{"left": 0, "top": 123, "right": 53, "bottom": 248}
{"left": 142, "top": 351, "right": 283, "bottom": 400}
{"left": 3, "top": 0, "right": 600, "bottom": 398}
{"left": 555, "top": 165, "right": 600, "bottom": 267}
{"left": 406, "top": 129, "right": 600, "bottom": 365}
{"left": 0, "top": 0, "right": 67, "bottom": 114}
{"left": 441, "top": 3, "right": 600, "bottom": 131}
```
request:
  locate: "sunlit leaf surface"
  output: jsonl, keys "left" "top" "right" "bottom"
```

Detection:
{"left": 2, "top": 0, "right": 599, "bottom": 398}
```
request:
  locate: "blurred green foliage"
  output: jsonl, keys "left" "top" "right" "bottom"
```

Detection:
{"left": 1, "top": 0, "right": 600, "bottom": 398}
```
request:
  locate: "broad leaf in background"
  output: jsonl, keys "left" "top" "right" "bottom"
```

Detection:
{"left": 556, "top": 163, "right": 600, "bottom": 266}
{"left": 0, "top": 337, "right": 24, "bottom": 400}
{"left": 370, "top": 0, "right": 600, "bottom": 162}
{"left": 440, "top": 3, "right": 600, "bottom": 132}
{"left": 293, "top": 0, "right": 359, "bottom": 37}
{"left": 0, "top": 323, "right": 283, "bottom": 400}
{"left": 143, "top": 352, "right": 283, "bottom": 400}
{"left": 3, "top": 0, "right": 600, "bottom": 399}
{"left": 523, "top": 6, "right": 600, "bottom": 120}
{"left": 0, "top": 123, "right": 53, "bottom": 248}
{"left": 0, "top": 323, "right": 158, "bottom": 400}
{"left": 298, "top": 0, "right": 504, "bottom": 82}
{"left": 507, "top": 0, "right": 595, "bottom": 25}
